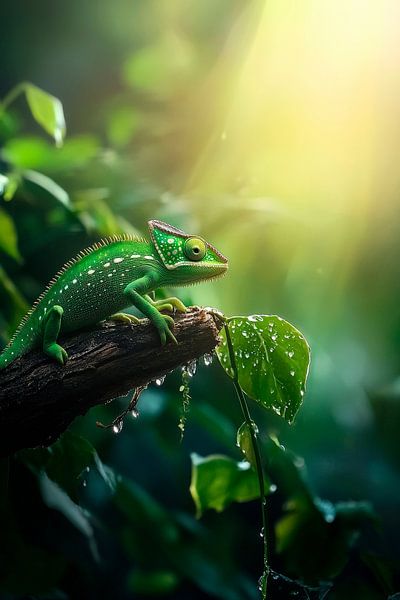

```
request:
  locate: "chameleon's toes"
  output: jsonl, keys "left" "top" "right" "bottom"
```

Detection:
{"left": 168, "top": 297, "right": 187, "bottom": 313}
{"left": 155, "top": 303, "right": 174, "bottom": 313}
{"left": 111, "top": 312, "right": 141, "bottom": 324}
{"left": 157, "top": 315, "right": 177, "bottom": 345}
{"left": 45, "top": 343, "right": 68, "bottom": 366}
{"left": 154, "top": 297, "right": 187, "bottom": 313}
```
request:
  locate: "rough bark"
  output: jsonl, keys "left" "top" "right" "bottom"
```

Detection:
{"left": 0, "top": 308, "right": 223, "bottom": 457}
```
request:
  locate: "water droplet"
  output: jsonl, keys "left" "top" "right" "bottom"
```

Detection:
{"left": 242, "top": 330, "right": 249, "bottom": 338}
{"left": 186, "top": 360, "right": 197, "bottom": 377}
{"left": 290, "top": 370, "right": 295, "bottom": 376}
{"left": 83, "top": 480, "right": 87, "bottom": 487}
{"left": 271, "top": 334, "right": 277, "bottom": 341}
{"left": 86, "top": 466, "right": 90, "bottom": 472}
{"left": 203, "top": 353, "right": 213, "bottom": 366}
{"left": 269, "top": 483, "right": 277, "bottom": 493}
{"left": 155, "top": 375, "right": 166, "bottom": 386}
{"left": 288, "top": 350, "right": 294, "bottom": 358}
{"left": 300, "top": 390, "right": 304, "bottom": 397}
{"left": 244, "top": 352, "right": 250, "bottom": 359}
{"left": 113, "top": 421, "right": 123, "bottom": 434}
{"left": 131, "top": 408, "right": 139, "bottom": 418}
{"left": 259, "top": 527, "right": 264, "bottom": 538}
{"left": 248, "top": 314, "right": 263, "bottom": 322}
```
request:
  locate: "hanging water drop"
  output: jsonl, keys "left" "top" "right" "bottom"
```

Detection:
{"left": 186, "top": 359, "right": 197, "bottom": 377}
{"left": 155, "top": 375, "right": 166, "bottom": 386}
{"left": 131, "top": 408, "right": 139, "bottom": 418}
{"left": 290, "top": 369, "right": 295, "bottom": 376}
{"left": 113, "top": 420, "right": 123, "bottom": 434}
{"left": 203, "top": 353, "right": 213, "bottom": 366}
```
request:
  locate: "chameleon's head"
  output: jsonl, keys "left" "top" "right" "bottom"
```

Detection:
{"left": 148, "top": 220, "right": 228, "bottom": 284}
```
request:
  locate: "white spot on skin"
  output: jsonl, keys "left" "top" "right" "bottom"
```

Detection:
{"left": 72, "top": 279, "right": 78, "bottom": 284}
{"left": 167, "top": 238, "right": 174, "bottom": 244}
{"left": 108, "top": 273, "right": 112, "bottom": 277}
{"left": 88, "top": 269, "right": 95, "bottom": 275}
{"left": 113, "top": 257, "right": 123, "bottom": 263}
{"left": 64, "top": 285, "right": 68, "bottom": 290}
{"left": 145, "top": 255, "right": 154, "bottom": 260}
{"left": 131, "top": 254, "right": 141, "bottom": 259}
{"left": 104, "top": 262, "right": 111, "bottom": 268}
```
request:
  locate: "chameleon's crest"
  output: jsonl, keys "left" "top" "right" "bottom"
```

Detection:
{"left": 148, "top": 220, "right": 228, "bottom": 271}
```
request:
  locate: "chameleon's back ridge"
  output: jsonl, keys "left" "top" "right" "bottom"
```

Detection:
{"left": 0, "top": 220, "right": 228, "bottom": 369}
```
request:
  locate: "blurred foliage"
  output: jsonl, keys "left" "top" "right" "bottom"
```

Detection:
{"left": 1, "top": 0, "right": 400, "bottom": 598}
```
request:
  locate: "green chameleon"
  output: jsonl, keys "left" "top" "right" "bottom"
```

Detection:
{"left": 0, "top": 220, "right": 228, "bottom": 370}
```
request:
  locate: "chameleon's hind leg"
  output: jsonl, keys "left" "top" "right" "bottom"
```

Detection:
{"left": 42, "top": 305, "right": 68, "bottom": 365}
{"left": 144, "top": 295, "right": 187, "bottom": 314}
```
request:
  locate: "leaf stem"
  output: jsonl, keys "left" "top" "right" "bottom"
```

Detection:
{"left": 223, "top": 322, "right": 269, "bottom": 598}
{"left": 0, "top": 82, "right": 27, "bottom": 112}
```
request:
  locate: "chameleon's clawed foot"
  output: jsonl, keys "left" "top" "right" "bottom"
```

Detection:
{"left": 156, "top": 314, "right": 178, "bottom": 345}
{"left": 151, "top": 297, "right": 188, "bottom": 314}
{"left": 111, "top": 312, "right": 142, "bottom": 325}
{"left": 44, "top": 343, "right": 68, "bottom": 365}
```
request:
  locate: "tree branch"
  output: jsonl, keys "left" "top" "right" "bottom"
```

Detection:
{"left": 0, "top": 308, "right": 223, "bottom": 456}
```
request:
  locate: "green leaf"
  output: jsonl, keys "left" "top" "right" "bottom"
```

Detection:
{"left": 19, "top": 431, "right": 115, "bottom": 499}
{"left": 39, "top": 472, "right": 99, "bottom": 560}
{"left": 236, "top": 421, "right": 257, "bottom": 467}
{"left": 0, "top": 174, "right": 8, "bottom": 195}
{"left": 3, "top": 173, "right": 20, "bottom": 201}
{"left": 217, "top": 315, "right": 310, "bottom": 423}
{"left": 275, "top": 498, "right": 377, "bottom": 582}
{"left": 2, "top": 135, "right": 99, "bottom": 172}
{"left": 190, "top": 453, "right": 262, "bottom": 517}
{"left": 0, "top": 265, "right": 28, "bottom": 342}
{"left": 23, "top": 169, "right": 70, "bottom": 209}
{"left": 127, "top": 569, "right": 180, "bottom": 595}
{"left": 24, "top": 83, "right": 66, "bottom": 146}
{"left": 0, "top": 208, "right": 20, "bottom": 260}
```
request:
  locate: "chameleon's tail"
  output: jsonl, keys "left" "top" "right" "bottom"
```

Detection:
{"left": 0, "top": 346, "right": 17, "bottom": 370}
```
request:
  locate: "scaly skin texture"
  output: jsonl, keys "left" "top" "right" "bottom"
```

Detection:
{"left": 0, "top": 220, "right": 228, "bottom": 369}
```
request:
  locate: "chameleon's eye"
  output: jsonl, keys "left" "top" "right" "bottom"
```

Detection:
{"left": 184, "top": 237, "right": 206, "bottom": 261}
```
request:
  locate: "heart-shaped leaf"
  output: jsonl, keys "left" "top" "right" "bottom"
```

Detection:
{"left": 190, "top": 453, "right": 263, "bottom": 517}
{"left": 217, "top": 315, "right": 310, "bottom": 423}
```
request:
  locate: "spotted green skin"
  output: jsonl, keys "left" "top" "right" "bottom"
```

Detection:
{"left": 0, "top": 220, "right": 228, "bottom": 369}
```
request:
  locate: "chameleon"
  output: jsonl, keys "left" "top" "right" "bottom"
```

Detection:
{"left": 0, "top": 220, "right": 228, "bottom": 370}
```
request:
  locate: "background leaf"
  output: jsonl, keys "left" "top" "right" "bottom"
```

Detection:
{"left": 25, "top": 83, "right": 66, "bottom": 146}
{"left": 0, "top": 208, "right": 20, "bottom": 260}
{"left": 190, "top": 453, "right": 263, "bottom": 517}
{"left": 217, "top": 315, "right": 310, "bottom": 423}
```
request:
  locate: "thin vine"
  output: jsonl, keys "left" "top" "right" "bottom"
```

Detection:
{"left": 224, "top": 320, "right": 270, "bottom": 599}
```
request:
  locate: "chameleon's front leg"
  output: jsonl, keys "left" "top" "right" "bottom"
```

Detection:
{"left": 124, "top": 274, "right": 177, "bottom": 345}
{"left": 42, "top": 305, "right": 68, "bottom": 365}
